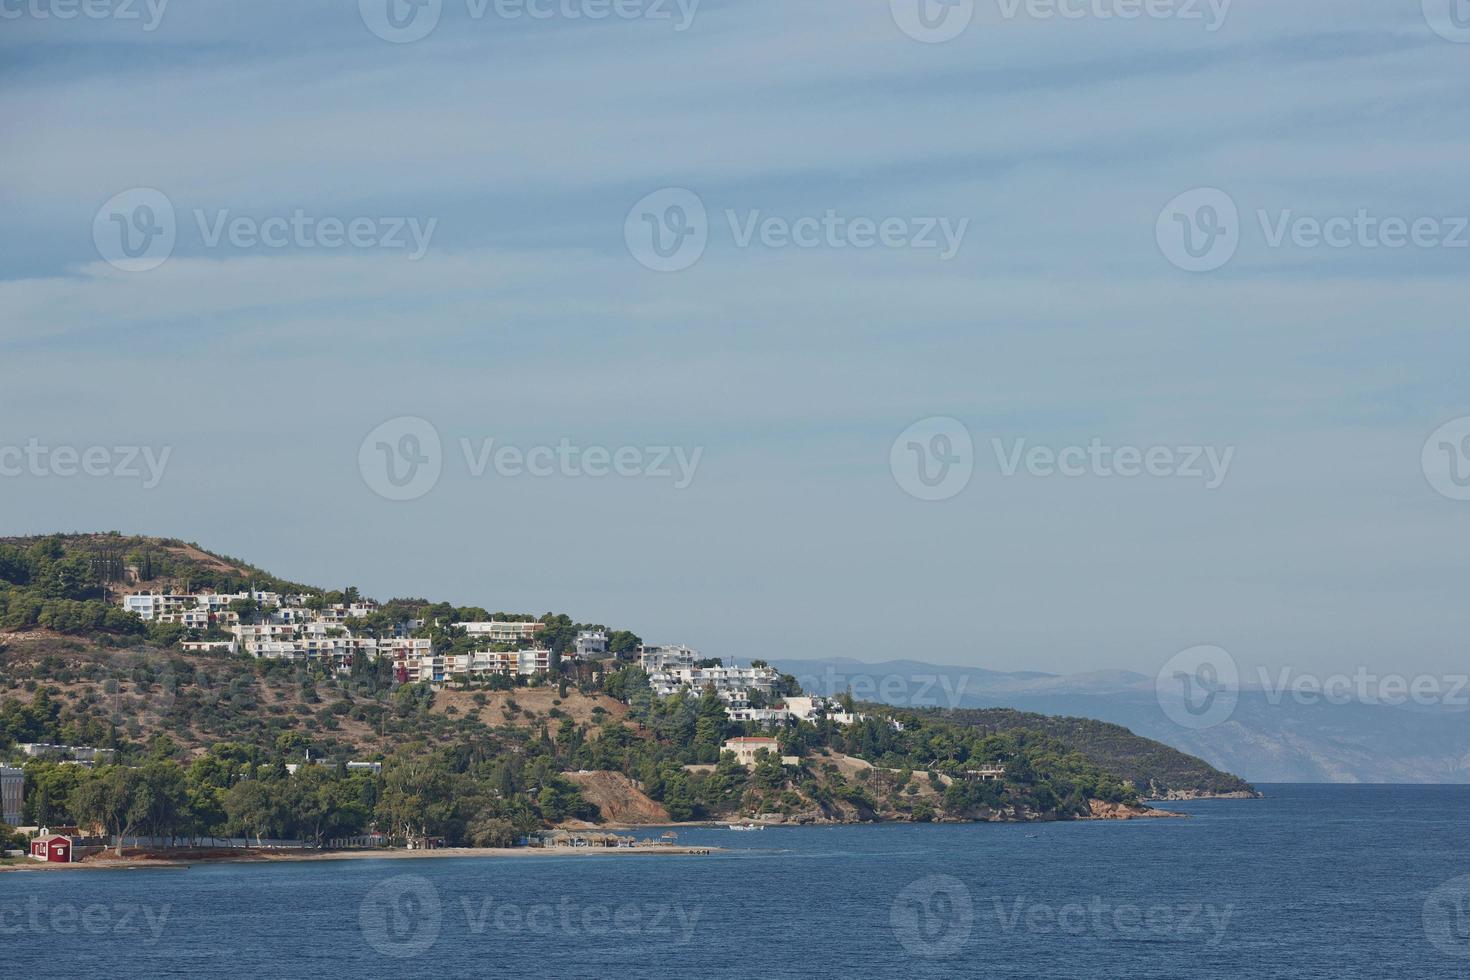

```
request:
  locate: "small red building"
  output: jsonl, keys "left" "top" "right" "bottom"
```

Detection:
{"left": 29, "top": 834, "right": 73, "bottom": 863}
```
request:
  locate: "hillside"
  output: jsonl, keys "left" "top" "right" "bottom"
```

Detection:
{"left": 0, "top": 533, "right": 1257, "bottom": 850}
{"left": 923, "top": 708, "right": 1257, "bottom": 798}
{"left": 782, "top": 654, "right": 1469, "bottom": 785}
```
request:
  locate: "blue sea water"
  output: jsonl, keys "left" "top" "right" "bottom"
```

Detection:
{"left": 5, "top": 784, "right": 1469, "bottom": 978}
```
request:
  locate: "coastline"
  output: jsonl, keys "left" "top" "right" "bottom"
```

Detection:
{"left": 1143, "top": 789, "right": 1264, "bottom": 802}
{"left": 0, "top": 844, "right": 717, "bottom": 873}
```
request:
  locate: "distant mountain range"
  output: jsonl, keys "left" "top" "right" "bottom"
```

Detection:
{"left": 774, "top": 657, "right": 1470, "bottom": 784}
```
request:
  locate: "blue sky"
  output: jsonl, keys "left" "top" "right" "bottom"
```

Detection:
{"left": 2, "top": 0, "right": 1469, "bottom": 681}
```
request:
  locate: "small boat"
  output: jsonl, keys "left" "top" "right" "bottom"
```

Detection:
{"left": 727, "top": 823, "right": 764, "bottom": 831}
{"left": 660, "top": 831, "right": 679, "bottom": 841}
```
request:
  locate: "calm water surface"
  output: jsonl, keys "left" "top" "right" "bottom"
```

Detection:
{"left": 6, "top": 784, "right": 1468, "bottom": 978}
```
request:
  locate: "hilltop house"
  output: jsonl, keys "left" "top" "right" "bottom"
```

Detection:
{"left": 722, "top": 736, "right": 780, "bottom": 767}
{"left": 572, "top": 630, "right": 608, "bottom": 660}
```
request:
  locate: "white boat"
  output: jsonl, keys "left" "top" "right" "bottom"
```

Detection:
{"left": 727, "top": 823, "right": 764, "bottom": 831}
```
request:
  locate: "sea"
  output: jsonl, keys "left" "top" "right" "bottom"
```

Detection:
{"left": 6, "top": 784, "right": 1468, "bottom": 978}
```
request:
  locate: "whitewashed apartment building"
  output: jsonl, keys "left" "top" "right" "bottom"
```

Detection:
{"left": 456, "top": 620, "right": 546, "bottom": 643}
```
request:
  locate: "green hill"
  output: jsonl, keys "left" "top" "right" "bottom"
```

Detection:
{"left": 0, "top": 533, "right": 1255, "bottom": 852}
{"left": 924, "top": 707, "right": 1257, "bottom": 797}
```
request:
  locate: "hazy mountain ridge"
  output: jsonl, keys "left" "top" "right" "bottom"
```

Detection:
{"left": 778, "top": 657, "right": 1470, "bottom": 784}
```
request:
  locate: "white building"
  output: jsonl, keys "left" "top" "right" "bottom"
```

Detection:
{"left": 648, "top": 663, "right": 779, "bottom": 705}
{"left": 15, "top": 744, "right": 117, "bottom": 764}
{"left": 1, "top": 766, "right": 23, "bottom": 826}
{"left": 784, "top": 696, "right": 864, "bottom": 726}
{"left": 123, "top": 589, "right": 278, "bottom": 622}
{"left": 122, "top": 592, "right": 195, "bottom": 621}
{"left": 459, "top": 621, "right": 546, "bottom": 643}
{"left": 726, "top": 707, "right": 791, "bottom": 724}
{"left": 573, "top": 630, "right": 608, "bottom": 660}
{"left": 181, "top": 639, "right": 237, "bottom": 654}
{"left": 396, "top": 647, "right": 551, "bottom": 684}
{"left": 722, "top": 736, "right": 780, "bottom": 767}
{"left": 639, "top": 644, "right": 698, "bottom": 672}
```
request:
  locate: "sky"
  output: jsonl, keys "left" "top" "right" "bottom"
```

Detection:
{"left": 2, "top": 0, "right": 1468, "bottom": 683}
